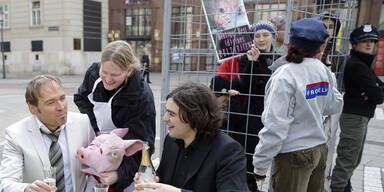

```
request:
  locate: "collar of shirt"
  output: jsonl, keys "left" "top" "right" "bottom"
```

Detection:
{"left": 35, "top": 116, "right": 66, "bottom": 134}
{"left": 174, "top": 136, "right": 200, "bottom": 157}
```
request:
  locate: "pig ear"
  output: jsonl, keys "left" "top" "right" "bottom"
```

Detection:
{"left": 111, "top": 128, "right": 129, "bottom": 138}
{"left": 123, "top": 140, "right": 143, "bottom": 157}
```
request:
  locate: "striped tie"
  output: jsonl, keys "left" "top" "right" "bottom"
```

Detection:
{"left": 41, "top": 129, "right": 66, "bottom": 192}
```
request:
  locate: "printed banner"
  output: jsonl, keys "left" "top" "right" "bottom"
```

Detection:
{"left": 201, "top": 0, "right": 253, "bottom": 62}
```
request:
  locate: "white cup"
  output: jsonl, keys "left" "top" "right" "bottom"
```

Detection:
{"left": 43, "top": 166, "right": 56, "bottom": 187}
{"left": 94, "top": 183, "right": 108, "bottom": 192}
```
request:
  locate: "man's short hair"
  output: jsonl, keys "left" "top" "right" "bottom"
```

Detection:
{"left": 166, "top": 82, "right": 223, "bottom": 137}
{"left": 25, "top": 74, "right": 62, "bottom": 106}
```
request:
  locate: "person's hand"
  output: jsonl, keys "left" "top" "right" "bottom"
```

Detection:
{"left": 247, "top": 45, "right": 260, "bottom": 61}
{"left": 134, "top": 172, "right": 160, "bottom": 191}
{"left": 135, "top": 182, "right": 181, "bottom": 192}
{"left": 95, "top": 131, "right": 101, "bottom": 136}
{"left": 325, "top": 55, "right": 331, "bottom": 66}
{"left": 134, "top": 173, "right": 140, "bottom": 185}
{"left": 99, "top": 171, "right": 118, "bottom": 185}
{"left": 228, "top": 89, "right": 240, "bottom": 96}
{"left": 24, "top": 180, "right": 57, "bottom": 192}
{"left": 361, "top": 92, "right": 368, "bottom": 101}
{"left": 254, "top": 173, "right": 266, "bottom": 182}
{"left": 134, "top": 172, "right": 160, "bottom": 184}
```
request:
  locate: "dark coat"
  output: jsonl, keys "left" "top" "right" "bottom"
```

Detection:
{"left": 343, "top": 49, "right": 384, "bottom": 118}
{"left": 73, "top": 62, "right": 156, "bottom": 191}
{"left": 236, "top": 52, "right": 277, "bottom": 134}
{"left": 232, "top": 52, "right": 276, "bottom": 145}
{"left": 232, "top": 51, "right": 277, "bottom": 180}
{"left": 141, "top": 55, "right": 150, "bottom": 72}
{"left": 157, "top": 132, "right": 248, "bottom": 192}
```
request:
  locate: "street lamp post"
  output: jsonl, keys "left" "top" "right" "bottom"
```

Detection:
{"left": 0, "top": 8, "right": 5, "bottom": 79}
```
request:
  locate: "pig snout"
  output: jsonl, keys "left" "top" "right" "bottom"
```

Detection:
{"left": 76, "top": 148, "right": 89, "bottom": 163}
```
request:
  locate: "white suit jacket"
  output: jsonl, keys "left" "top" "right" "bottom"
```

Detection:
{"left": 0, "top": 112, "right": 95, "bottom": 192}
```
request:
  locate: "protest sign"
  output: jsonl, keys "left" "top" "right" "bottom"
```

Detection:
{"left": 202, "top": 0, "right": 253, "bottom": 61}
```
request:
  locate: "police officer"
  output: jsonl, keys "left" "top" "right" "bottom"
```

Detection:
{"left": 331, "top": 24, "right": 384, "bottom": 192}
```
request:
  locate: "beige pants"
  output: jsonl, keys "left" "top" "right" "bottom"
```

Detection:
{"left": 272, "top": 144, "right": 328, "bottom": 192}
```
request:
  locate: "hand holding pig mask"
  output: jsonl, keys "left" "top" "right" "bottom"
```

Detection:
{"left": 76, "top": 128, "right": 143, "bottom": 176}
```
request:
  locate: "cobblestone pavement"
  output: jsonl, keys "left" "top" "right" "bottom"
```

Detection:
{"left": 0, "top": 73, "right": 383, "bottom": 192}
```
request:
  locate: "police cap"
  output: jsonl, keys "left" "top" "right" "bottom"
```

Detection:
{"left": 350, "top": 24, "right": 378, "bottom": 44}
{"left": 290, "top": 18, "right": 330, "bottom": 50}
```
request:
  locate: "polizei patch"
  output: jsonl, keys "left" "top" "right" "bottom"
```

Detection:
{"left": 306, "top": 82, "right": 329, "bottom": 99}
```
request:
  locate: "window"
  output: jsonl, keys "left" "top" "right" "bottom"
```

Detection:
{"left": 74, "top": 38, "right": 81, "bottom": 50}
{"left": 83, "top": 0, "right": 101, "bottom": 51}
{"left": 0, "top": 4, "right": 9, "bottom": 28}
{"left": 31, "top": 0, "right": 42, "bottom": 26}
{"left": 31, "top": 40, "right": 43, "bottom": 51}
{"left": 125, "top": 8, "right": 152, "bottom": 39}
{"left": 171, "top": 7, "right": 193, "bottom": 48}
{"left": 0, "top": 41, "right": 10, "bottom": 52}
{"left": 254, "top": 3, "right": 286, "bottom": 22}
{"left": 380, "top": 3, "right": 384, "bottom": 30}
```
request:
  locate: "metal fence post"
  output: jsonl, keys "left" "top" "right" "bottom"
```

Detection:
{"left": 160, "top": 0, "right": 172, "bottom": 157}
{"left": 0, "top": 8, "right": 5, "bottom": 79}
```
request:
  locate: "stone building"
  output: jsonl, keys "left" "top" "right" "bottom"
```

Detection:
{"left": 0, "top": 0, "right": 108, "bottom": 75}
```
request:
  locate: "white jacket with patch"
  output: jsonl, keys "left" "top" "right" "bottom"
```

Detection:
{"left": 253, "top": 58, "right": 343, "bottom": 175}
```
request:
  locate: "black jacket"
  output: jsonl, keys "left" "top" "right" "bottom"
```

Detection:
{"left": 141, "top": 55, "right": 150, "bottom": 72}
{"left": 343, "top": 49, "right": 384, "bottom": 118}
{"left": 235, "top": 52, "right": 276, "bottom": 134}
{"left": 231, "top": 51, "right": 277, "bottom": 176}
{"left": 157, "top": 132, "right": 248, "bottom": 192}
{"left": 74, "top": 62, "right": 156, "bottom": 191}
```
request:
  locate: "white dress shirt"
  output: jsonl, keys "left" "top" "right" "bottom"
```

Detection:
{"left": 36, "top": 117, "right": 74, "bottom": 192}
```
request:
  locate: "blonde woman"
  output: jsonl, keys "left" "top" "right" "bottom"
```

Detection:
{"left": 74, "top": 40, "right": 156, "bottom": 191}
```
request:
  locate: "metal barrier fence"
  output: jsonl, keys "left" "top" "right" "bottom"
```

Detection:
{"left": 160, "top": 0, "right": 358, "bottom": 190}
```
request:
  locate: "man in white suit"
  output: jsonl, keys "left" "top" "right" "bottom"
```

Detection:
{"left": 0, "top": 75, "right": 95, "bottom": 192}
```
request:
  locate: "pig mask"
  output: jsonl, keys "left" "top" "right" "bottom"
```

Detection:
{"left": 76, "top": 128, "right": 143, "bottom": 176}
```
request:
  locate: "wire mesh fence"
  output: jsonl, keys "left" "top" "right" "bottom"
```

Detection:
{"left": 160, "top": 0, "right": 358, "bottom": 190}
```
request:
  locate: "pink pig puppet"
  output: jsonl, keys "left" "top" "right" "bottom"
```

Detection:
{"left": 76, "top": 128, "right": 143, "bottom": 176}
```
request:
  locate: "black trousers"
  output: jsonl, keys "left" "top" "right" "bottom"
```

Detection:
{"left": 142, "top": 71, "right": 150, "bottom": 83}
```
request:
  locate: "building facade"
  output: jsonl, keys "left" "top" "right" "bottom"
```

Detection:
{"left": 0, "top": 0, "right": 108, "bottom": 75}
{"left": 109, "top": 0, "right": 384, "bottom": 74}
{"left": 109, "top": 0, "right": 163, "bottom": 72}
